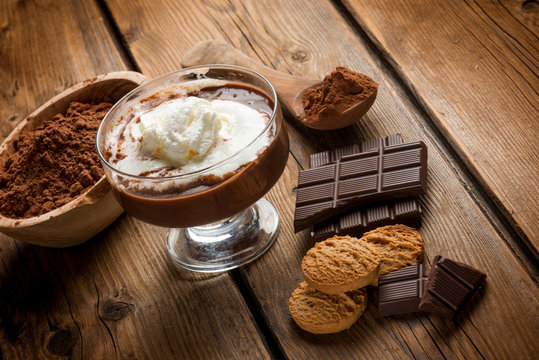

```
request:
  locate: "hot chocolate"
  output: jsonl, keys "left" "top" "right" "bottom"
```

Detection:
{"left": 98, "top": 78, "right": 289, "bottom": 228}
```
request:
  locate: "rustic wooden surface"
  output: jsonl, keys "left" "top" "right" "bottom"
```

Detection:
{"left": 1, "top": 0, "right": 538, "bottom": 359}
{"left": 342, "top": 0, "right": 539, "bottom": 251}
{"left": 0, "top": 1, "right": 271, "bottom": 359}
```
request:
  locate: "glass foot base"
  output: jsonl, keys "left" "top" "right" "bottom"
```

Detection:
{"left": 167, "top": 198, "right": 280, "bottom": 272}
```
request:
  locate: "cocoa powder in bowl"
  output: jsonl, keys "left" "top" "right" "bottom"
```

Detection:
{"left": 0, "top": 102, "right": 112, "bottom": 219}
{"left": 301, "top": 66, "right": 377, "bottom": 125}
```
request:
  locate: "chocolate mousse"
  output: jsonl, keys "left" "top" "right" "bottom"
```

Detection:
{"left": 99, "top": 80, "right": 289, "bottom": 228}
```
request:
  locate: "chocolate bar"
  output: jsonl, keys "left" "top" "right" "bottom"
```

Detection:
{"left": 294, "top": 140, "right": 428, "bottom": 232}
{"left": 310, "top": 134, "right": 404, "bottom": 168}
{"left": 419, "top": 256, "right": 486, "bottom": 318}
{"left": 375, "top": 264, "right": 428, "bottom": 316}
{"left": 310, "top": 135, "right": 422, "bottom": 241}
{"left": 312, "top": 198, "right": 421, "bottom": 241}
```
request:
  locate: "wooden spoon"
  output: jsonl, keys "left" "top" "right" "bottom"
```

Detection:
{"left": 182, "top": 40, "right": 377, "bottom": 130}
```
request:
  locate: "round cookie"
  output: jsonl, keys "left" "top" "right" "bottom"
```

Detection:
{"left": 302, "top": 235, "right": 380, "bottom": 294}
{"left": 359, "top": 224, "right": 424, "bottom": 284}
{"left": 288, "top": 281, "right": 368, "bottom": 334}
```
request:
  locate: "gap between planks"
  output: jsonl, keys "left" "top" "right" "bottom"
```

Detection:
{"left": 230, "top": 270, "right": 288, "bottom": 360}
{"left": 95, "top": 0, "right": 142, "bottom": 73}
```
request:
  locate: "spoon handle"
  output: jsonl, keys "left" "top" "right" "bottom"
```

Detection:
{"left": 182, "top": 40, "right": 320, "bottom": 118}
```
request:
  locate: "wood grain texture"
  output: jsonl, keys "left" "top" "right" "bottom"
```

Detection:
{"left": 0, "top": 0, "right": 125, "bottom": 142}
{"left": 0, "top": 0, "right": 270, "bottom": 358}
{"left": 0, "top": 217, "right": 271, "bottom": 359}
{"left": 104, "top": 0, "right": 539, "bottom": 359}
{"left": 342, "top": 0, "right": 539, "bottom": 250}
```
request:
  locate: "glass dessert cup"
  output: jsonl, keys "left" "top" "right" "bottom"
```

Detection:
{"left": 96, "top": 65, "right": 289, "bottom": 272}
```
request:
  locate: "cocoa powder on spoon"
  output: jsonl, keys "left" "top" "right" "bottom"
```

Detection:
{"left": 301, "top": 66, "right": 377, "bottom": 126}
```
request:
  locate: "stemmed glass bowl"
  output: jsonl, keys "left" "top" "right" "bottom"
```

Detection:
{"left": 96, "top": 65, "right": 289, "bottom": 272}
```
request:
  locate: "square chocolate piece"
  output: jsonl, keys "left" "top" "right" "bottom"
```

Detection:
{"left": 419, "top": 256, "right": 486, "bottom": 318}
{"left": 376, "top": 263, "right": 428, "bottom": 316}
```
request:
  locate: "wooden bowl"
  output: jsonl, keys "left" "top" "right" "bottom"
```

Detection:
{"left": 0, "top": 71, "right": 147, "bottom": 247}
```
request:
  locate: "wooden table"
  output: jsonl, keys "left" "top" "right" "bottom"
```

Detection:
{"left": 1, "top": 0, "right": 537, "bottom": 358}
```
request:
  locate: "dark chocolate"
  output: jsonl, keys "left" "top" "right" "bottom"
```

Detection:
{"left": 312, "top": 198, "right": 421, "bottom": 241}
{"left": 419, "top": 256, "right": 486, "bottom": 318}
{"left": 310, "top": 135, "right": 422, "bottom": 241}
{"left": 310, "top": 134, "right": 405, "bottom": 168}
{"left": 294, "top": 140, "right": 428, "bottom": 232}
{"left": 376, "top": 264, "right": 428, "bottom": 316}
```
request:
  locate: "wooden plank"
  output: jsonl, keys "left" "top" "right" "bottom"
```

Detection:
{"left": 103, "top": 0, "right": 539, "bottom": 358}
{"left": 0, "top": 1, "right": 270, "bottom": 358}
{"left": 341, "top": 0, "right": 539, "bottom": 250}
{"left": 0, "top": 0, "right": 125, "bottom": 142}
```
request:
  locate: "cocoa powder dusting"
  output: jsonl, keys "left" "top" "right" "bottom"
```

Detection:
{"left": 0, "top": 102, "right": 112, "bottom": 218}
{"left": 301, "top": 66, "right": 377, "bottom": 124}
